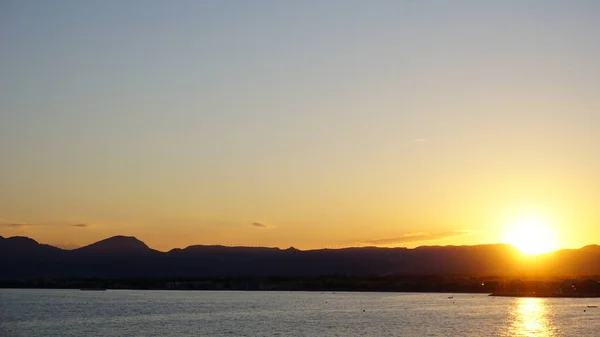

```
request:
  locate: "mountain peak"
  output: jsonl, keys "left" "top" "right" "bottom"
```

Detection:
{"left": 76, "top": 235, "right": 153, "bottom": 254}
{"left": 580, "top": 244, "right": 600, "bottom": 252}
{"left": 0, "top": 236, "right": 61, "bottom": 254}
{"left": 5, "top": 236, "right": 40, "bottom": 245}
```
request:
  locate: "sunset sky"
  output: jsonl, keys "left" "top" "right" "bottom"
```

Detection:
{"left": 1, "top": 1, "right": 599, "bottom": 252}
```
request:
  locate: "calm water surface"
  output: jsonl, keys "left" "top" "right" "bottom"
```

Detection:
{"left": 1, "top": 289, "right": 599, "bottom": 336}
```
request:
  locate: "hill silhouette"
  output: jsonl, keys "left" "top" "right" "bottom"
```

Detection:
{"left": 74, "top": 235, "right": 157, "bottom": 254}
{"left": 0, "top": 236, "right": 62, "bottom": 255}
{"left": 1, "top": 236, "right": 600, "bottom": 279}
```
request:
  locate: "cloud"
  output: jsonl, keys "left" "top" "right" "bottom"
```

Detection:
{"left": 364, "top": 230, "right": 479, "bottom": 246}
{"left": 1, "top": 223, "right": 37, "bottom": 229}
{"left": 1, "top": 221, "right": 91, "bottom": 229}
{"left": 251, "top": 222, "right": 274, "bottom": 229}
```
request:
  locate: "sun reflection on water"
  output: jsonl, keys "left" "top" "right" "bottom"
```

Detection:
{"left": 509, "top": 298, "right": 555, "bottom": 337}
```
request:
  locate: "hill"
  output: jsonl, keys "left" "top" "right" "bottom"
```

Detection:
{"left": 1, "top": 236, "right": 599, "bottom": 279}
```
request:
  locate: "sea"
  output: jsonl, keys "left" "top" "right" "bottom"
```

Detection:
{"left": 1, "top": 289, "right": 599, "bottom": 336}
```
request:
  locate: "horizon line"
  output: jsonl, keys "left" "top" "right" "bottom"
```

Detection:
{"left": 3, "top": 234, "right": 598, "bottom": 255}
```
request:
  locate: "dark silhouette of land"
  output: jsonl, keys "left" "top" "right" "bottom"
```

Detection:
{"left": 2, "top": 235, "right": 600, "bottom": 296}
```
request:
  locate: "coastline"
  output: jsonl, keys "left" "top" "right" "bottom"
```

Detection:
{"left": 2, "top": 286, "right": 600, "bottom": 299}
{"left": 490, "top": 292, "right": 600, "bottom": 298}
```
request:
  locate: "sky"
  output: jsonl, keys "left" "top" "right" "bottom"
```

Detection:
{"left": 1, "top": 0, "right": 599, "bottom": 251}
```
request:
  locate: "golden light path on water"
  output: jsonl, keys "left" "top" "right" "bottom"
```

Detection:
{"left": 509, "top": 298, "right": 555, "bottom": 337}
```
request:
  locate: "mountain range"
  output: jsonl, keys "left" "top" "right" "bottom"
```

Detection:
{"left": 2, "top": 235, "right": 600, "bottom": 279}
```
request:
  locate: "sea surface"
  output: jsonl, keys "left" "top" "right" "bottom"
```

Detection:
{"left": 1, "top": 289, "right": 599, "bottom": 336}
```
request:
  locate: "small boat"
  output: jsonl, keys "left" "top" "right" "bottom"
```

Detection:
{"left": 587, "top": 305, "right": 598, "bottom": 308}
{"left": 448, "top": 296, "right": 454, "bottom": 299}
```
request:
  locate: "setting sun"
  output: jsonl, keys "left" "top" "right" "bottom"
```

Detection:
{"left": 503, "top": 214, "right": 560, "bottom": 255}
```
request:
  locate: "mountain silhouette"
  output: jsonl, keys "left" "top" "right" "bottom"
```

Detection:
{"left": 1, "top": 236, "right": 600, "bottom": 279}
{"left": 0, "top": 236, "right": 64, "bottom": 278}
{"left": 74, "top": 235, "right": 157, "bottom": 254}
{"left": 0, "top": 236, "right": 62, "bottom": 255}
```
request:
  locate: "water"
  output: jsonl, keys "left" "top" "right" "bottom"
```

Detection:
{"left": 1, "top": 290, "right": 599, "bottom": 336}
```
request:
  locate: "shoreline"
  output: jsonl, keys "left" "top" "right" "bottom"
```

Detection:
{"left": 490, "top": 292, "right": 600, "bottom": 298}
{"left": 2, "top": 287, "right": 600, "bottom": 298}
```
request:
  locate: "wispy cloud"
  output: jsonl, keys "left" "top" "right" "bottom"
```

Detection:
{"left": 1, "top": 221, "right": 91, "bottom": 229}
{"left": 251, "top": 222, "right": 275, "bottom": 229}
{"left": 364, "top": 230, "right": 479, "bottom": 245}
{"left": 1, "top": 223, "right": 37, "bottom": 229}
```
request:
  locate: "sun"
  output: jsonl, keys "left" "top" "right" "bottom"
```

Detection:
{"left": 502, "top": 213, "right": 559, "bottom": 255}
